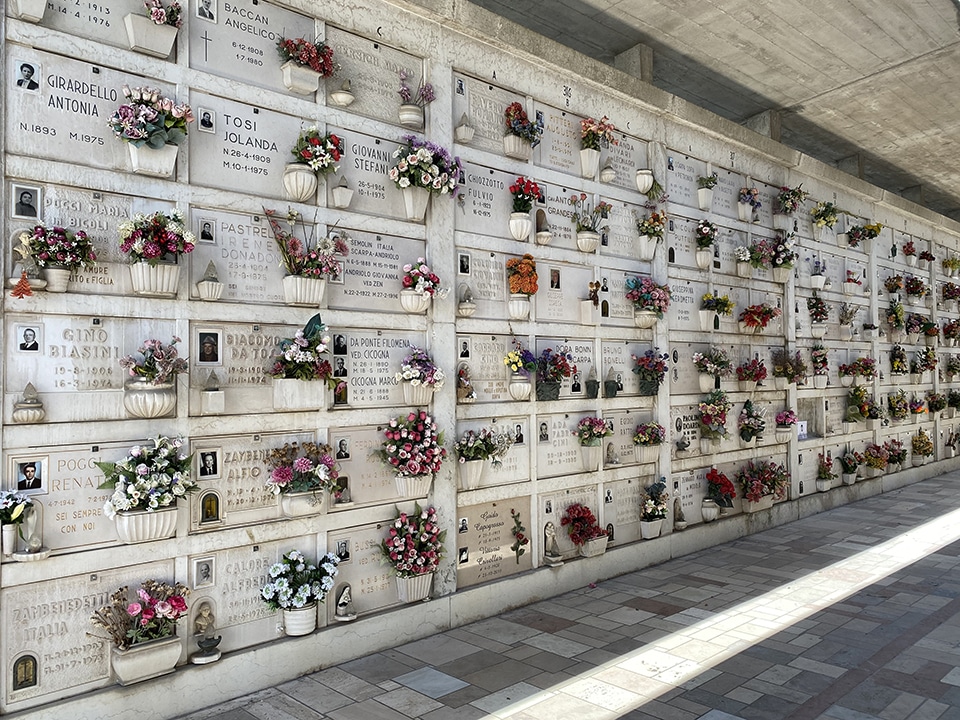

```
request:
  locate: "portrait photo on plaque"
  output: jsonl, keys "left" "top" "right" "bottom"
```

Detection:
{"left": 197, "top": 449, "right": 221, "bottom": 479}
{"left": 333, "top": 356, "right": 348, "bottom": 377}
{"left": 336, "top": 539, "right": 351, "bottom": 563}
{"left": 197, "top": 217, "right": 216, "bottom": 242}
{"left": 334, "top": 438, "right": 351, "bottom": 460}
{"left": 197, "top": 108, "right": 216, "bottom": 135}
{"left": 11, "top": 183, "right": 41, "bottom": 220}
{"left": 538, "top": 421, "right": 550, "bottom": 443}
{"left": 333, "top": 334, "right": 348, "bottom": 355}
{"left": 458, "top": 252, "right": 471, "bottom": 276}
{"left": 196, "top": 0, "right": 216, "bottom": 22}
{"left": 16, "top": 324, "right": 41, "bottom": 353}
{"left": 10, "top": 455, "right": 48, "bottom": 495}
{"left": 458, "top": 338, "right": 471, "bottom": 359}
{"left": 12, "top": 60, "right": 40, "bottom": 93}
{"left": 196, "top": 329, "right": 222, "bottom": 365}
{"left": 458, "top": 517, "right": 468, "bottom": 534}
{"left": 192, "top": 556, "right": 216, "bottom": 589}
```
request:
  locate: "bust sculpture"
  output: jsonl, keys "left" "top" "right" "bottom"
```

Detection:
{"left": 334, "top": 584, "right": 357, "bottom": 622}
{"left": 190, "top": 602, "right": 222, "bottom": 664}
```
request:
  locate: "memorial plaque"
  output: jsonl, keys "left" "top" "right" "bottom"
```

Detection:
{"left": 798, "top": 447, "right": 819, "bottom": 491}
{"left": 4, "top": 315, "right": 181, "bottom": 423}
{"left": 535, "top": 413, "right": 582, "bottom": 479}
{"left": 331, "top": 127, "right": 406, "bottom": 219}
{"left": 605, "top": 199, "right": 650, "bottom": 261}
{"left": 454, "top": 161, "right": 514, "bottom": 237}
{"left": 536, "top": 338, "right": 594, "bottom": 400}
{"left": 604, "top": 132, "right": 648, "bottom": 193}
{"left": 670, "top": 341, "right": 706, "bottom": 394}
{"left": 6, "top": 442, "right": 121, "bottom": 551}
{"left": 329, "top": 425, "right": 405, "bottom": 505}
{"left": 455, "top": 499, "right": 533, "bottom": 588}
{"left": 821, "top": 251, "right": 845, "bottom": 286}
{"left": 665, "top": 154, "right": 706, "bottom": 210}
{"left": 541, "top": 485, "right": 599, "bottom": 558}
{"left": 604, "top": 408, "right": 651, "bottom": 466}
{"left": 714, "top": 169, "right": 744, "bottom": 220}
{"left": 672, "top": 468, "right": 708, "bottom": 523}
{"left": 600, "top": 341, "right": 640, "bottom": 397}
{"left": 484, "top": 417, "right": 531, "bottom": 487}
{"left": 604, "top": 476, "right": 642, "bottom": 544}
{"left": 451, "top": 74, "right": 518, "bottom": 155}
{"left": 454, "top": 245, "right": 507, "bottom": 319}
{"left": 2, "top": 560, "right": 168, "bottom": 707}
{"left": 716, "top": 228, "right": 750, "bottom": 274}
{"left": 536, "top": 262, "right": 593, "bottom": 324}
{"left": 824, "top": 396, "right": 845, "bottom": 437}
{"left": 188, "top": 0, "right": 314, "bottom": 93}
{"left": 456, "top": 334, "right": 511, "bottom": 404}
{"left": 326, "top": 229, "right": 426, "bottom": 313}
{"left": 189, "top": 91, "right": 300, "bottom": 198}
{"left": 668, "top": 214, "right": 698, "bottom": 268}
{"left": 325, "top": 28, "right": 422, "bottom": 125}
{"left": 533, "top": 103, "right": 582, "bottom": 176}
{"left": 328, "top": 331, "right": 422, "bottom": 409}
{"left": 5, "top": 48, "right": 169, "bottom": 173}
{"left": 23, "top": 0, "right": 144, "bottom": 49}
{"left": 189, "top": 209, "right": 284, "bottom": 304}
{"left": 670, "top": 402, "right": 701, "bottom": 449}
{"left": 668, "top": 277, "right": 701, "bottom": 332}
{"left": 539, "top": 181, "right": 579, "bottom": 249}
{"left": 326, "top": 522, "right": 399, "bottom": 620}
{"left": 595, "top": 272, "right": 635, "bottom": 327}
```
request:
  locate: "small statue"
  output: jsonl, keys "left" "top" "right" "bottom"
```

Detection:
{"left": 673, "top": 497, "right": 687, "bottom": 531}
{"left": 676, "top": 436, "right": 691, "bottom": 455}
{"left": 204, "top": 370, "right": 221, "bottom": 392}
{"left": 456, "top": 363, "right": 477, "bottom": 403}
{"left": 201, "top": 261, "right": 220, "bottom": 283}
{"left": 334, "top": 584, "right": 357, "bottom": 622}
{"left": 588, "top": 281, "right": 601, "bottom": 307}
{"left": 12, "top": 383, "right": 45, "bottom": 424}
{"left": 543, "top": 522, "right": 563, "bottom": 567}
{"left": 190, "top": 602, "right": 222, "bottom": 664}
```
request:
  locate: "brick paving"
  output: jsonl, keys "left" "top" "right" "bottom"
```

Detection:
{"left": 176, "top": 473, "right": 960, "bottom": 720}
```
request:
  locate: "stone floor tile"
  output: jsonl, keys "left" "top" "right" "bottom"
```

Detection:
{"left": 435, "top": 683, "right": 489, "bottom": 708}
{"left": 307, "top": 667, "right": 383, "bottom": 702}
{"left": 370, "top": 687, "right": 443, "bottom": 717}
{"left": 444, "top": 627, "right": 515, "bottom": 654}
{"left": 459, "top": 617, "right": 542, "bottom": 645}
{"left": 275, "top": 678, "right": 352, "bottom": 713}
{"left": 393, "top": 667, "right": 469, "bottom": 699}
{"left": 245, "top": 692, "right": 326, "bottom": 720}
{"left": 434, "top": 648, "right": 507, "bottom": 679}
{"left": 499, "top": 692, "right": 624, "bottom": 720}
{"left": 878, "top": 692, "right": 927, "bottom": 720}
{"left": 339, "top": 654, "right": 417, "bottom": 685}
{"left": 420, "top": 705, "right": 488, "bottom": 720}
{"left": 905, "top": 698, "right": 950, "bottom": 720}
{"left": 521, "top": 632, "right": 592, "bottom": 658}
{"left": 467, "top": 681, "right": 546, "bottom": 717}
{"left": 394, "top": 635, "right": 482, "bottom": 666}
{"left": 460, "top": 658, "right": 542, "bottom": 692}
{"left": 522, "top": 670, "right": 577, "bottom": 690}
{"left": 326, "top": 699, "right": 410, "bottom": 720}
{"left": 725, "top": 686, "right": 763, "bottom": 705}
{"left": 754, "top": 664, "right": 803, "bottom": 686}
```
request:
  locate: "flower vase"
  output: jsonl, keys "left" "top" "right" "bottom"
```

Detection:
{"left": 638, "top": 236, "right": 659, "bottom": 262}
{"left": 811, "top": 323, "right": 827, "bottom": 339}
{"left": 695, "top": 249, "right": 712, "bottom": 270}
{"left": 579, "top": 148, "right": 600, "bottom": 178}
{"left": 579, "top": 536, "right": 608, "bottom": 557}
{"left": 196, "top": 279, "right": 223, "bottom": 301}
{"left": 639, "top": 519, "right": 663, "bottom": 539}
{"left": 11, "top": 0, "right": 47, "bottom": 21}
{"left": 925, "top": 335, "right": 938, "bottom": 347}
{"left": 697, "top": 188, "right": 713, "bottom": 211}
{"left": 699, "top": 309, "right": 716, "bottom": 331}
{"left": 401, "top": 186, "right": 430, "bottom": 222}
{"left": 743, "top": 494, "right": 774, "bottom": 513}
{"left": 129, "top": 261, "right": 179, "bottom": 297}
{"left": 398, "top": 104, "right": 424, "bottom": 129}
{"left": 124, "top": 13, "right": 178, "bottom": 58}
{"left": 736, "top": 262, "right": 752, "bottom": 279}
{"left": 842, "top": 473, "right": 857, "bottom": 486}
{"left": 272, "top": 378, "right": 327, "bottom": 411}
{"left": 737, "top": 203, "right": 751, "bottom": 222}
{"left": 905, "top": 255, "right": 918, "bottom": 268}
{"left": 813, "top": 375, "right": 828, "bottom": 389}
{"left": 399, "top": 289, "right": 431, "bottom": 314}
{"left": 111, "top": 636, "right": 182, "bottom": 686}
{"left": 816, "top": 479, "right": 830, "bottom": 493}
{"left": 502, "top": 134, "right": 532, "bottom": 161}
{"left": 458, "top": 459, "right": 485, "bottom": 491}
{"left": 700, "top": 499, "right": 719, "bottom": 522}
{"left": 635, "top": 169, "right": 654, "bottom": 194}
{"left": 581, "top": 444, "right": 602, "bottom": 472}
{"left": 699, "top": 373, "right": 716, "bottom": 393}
{"left": 282, "top": 275, "right": 326, "bottom": 307}
{"left": 576, "top": 231, "right": 600, "bottom": 253}
{"left": 635, "top": 445, "right": 658, "bottom": 464}
{"left": 507, "top": 293, "right": 531, "bottom": 320}
{"left": 282, "top": 604, "right": 318, "bottom": 636}
{"left": 535, "top": 230, "right": 552, "bottom": 246}
{"left": 774, "top": 376, "right": 788, "bottom": 390}
{"left": 509, "top": 213, "right": 532, "bottom": 241}
{"left": 402, "top": 382, "right": 434, "bottom": 407}
{"left": 843, "top": 282, "right": 860, "bottom": 296}
{"left": 773, "top": 267, "right": 791, "bottom": 283}
{"left": 42, "top": 266, "right": 71, "bottom": 293}
{"left": 282, "top": 163, "right": 318, "bottom": 202}
{"left": 810, "top": 274, "right": 826, "bottom": 290}
{"left": 634, "top": 310, "right": 658, "bottom": 329}
{"left": 395, "top": 474, "right": 432, "bottom": 497}
{"left": 128, "top": 143, "right": 179, "bottom": 178}
{"left": 2, "top": 524, "right": 17, "bottom": 555}
{"left": 508, "top": 374, "right": 531, "bottom": 401}
{"left": 738, "top": 380, "right": 757, "bottom": 393}
{"left": 774, "top": 426, "right": 793, "bottom": 443}
{"left": 535, "top": 381, "right": 561, "bottom": 402}
{"left": 396, "top": 573, "right": 433, "bottom": 603}
{"left": 123, "top": 378, "right": 176, "bottom": 418}
{"left": 113, "top": 506, "right": 178, "bottom": 544}
{"left": 774, "top": 213, "right": 793, "bottom": 231}
{"left": 280, "top": 61, "right": 321, "bottom": 95}
{"left": 280, "top": 491, "right": 323, "bottom": 517}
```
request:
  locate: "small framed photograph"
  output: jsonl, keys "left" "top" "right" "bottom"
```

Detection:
{"left": 333, "top": 356, "right": 348, "bottom": 377}
{"left": 458, "top": 337, "right": 471, "bottom": 359}
{"left": 15, "top": 324, "right": 41, "bottom": 353}
{"left": 335, "top": 539, "right": 351, "bottom": 563}
{"left": 196, "top": 329, "right": 221, "bottom": 366}
{"left": 549, "top": 268, "right": 561, "bottom": 290}
{"left": 196, "top": 0, "right": 216, "bottom": 22}
{"left": 10, "top": 454, "right": 48, "bottom": 495}
{"left": 458, "top": 517, "right": 468, "bottom": 534}
{"left": 197, "top": 449, "right": 220, "bottom": 480}
{"left": 197, "top": 217, "right": 216, "bottom": 242}
{"left": 197, "top": 109, "right": 216, "bottom": 135}
{"left": 458, "top": 252, "right": 471, "bottom": 276}
{"left": 334, "top": 438, "right": 350, "bottom": 460}
{"left": 11, "top": 183, "right": 41, "bottom": 220}
{"left": 192, "top": 556, "right": 215, "bottom": 589}
{"left": 13, "top": 60, "right": 40, "bottom": 94}
{"left": 333, "top": 334, "right": 348, "bottom": 356}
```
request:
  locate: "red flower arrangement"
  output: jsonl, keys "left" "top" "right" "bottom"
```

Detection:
{"left": 735, "top": 358, "right": 768, "bottom": 383}
{"left": 735, "top": 459, "right": 789, "bottom": 503}
{"left": 739, "top": 303, "right": 781, "bottom": 330}
{"left": 378, "top": 410, "right": 447, "bottom": 478}
{"left": 381, "top": 503, "right": 444, "bottom": 577}
{"left": 276, "top": 36, "right": 336, "bottom": 77}
{"left": 560, "top": 503, "right": 607, "bottom": 546}
{"left": 706, "top": 467, "right": 735, "bottom": 505}
{"left": 509, "top": 176, "right": 543, "bottom": 213}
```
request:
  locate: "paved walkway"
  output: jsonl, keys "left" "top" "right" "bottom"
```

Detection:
{"left": 177, "top": 474, "right": 960, "bottom": 720}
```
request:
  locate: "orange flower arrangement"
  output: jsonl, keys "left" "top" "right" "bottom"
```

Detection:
{"left": 506, "top": 254, "right": 538, "bottom": 296}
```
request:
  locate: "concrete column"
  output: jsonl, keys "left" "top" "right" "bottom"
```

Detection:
{"left": 614, "top": 43, "right": 653, "bottom": 84}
